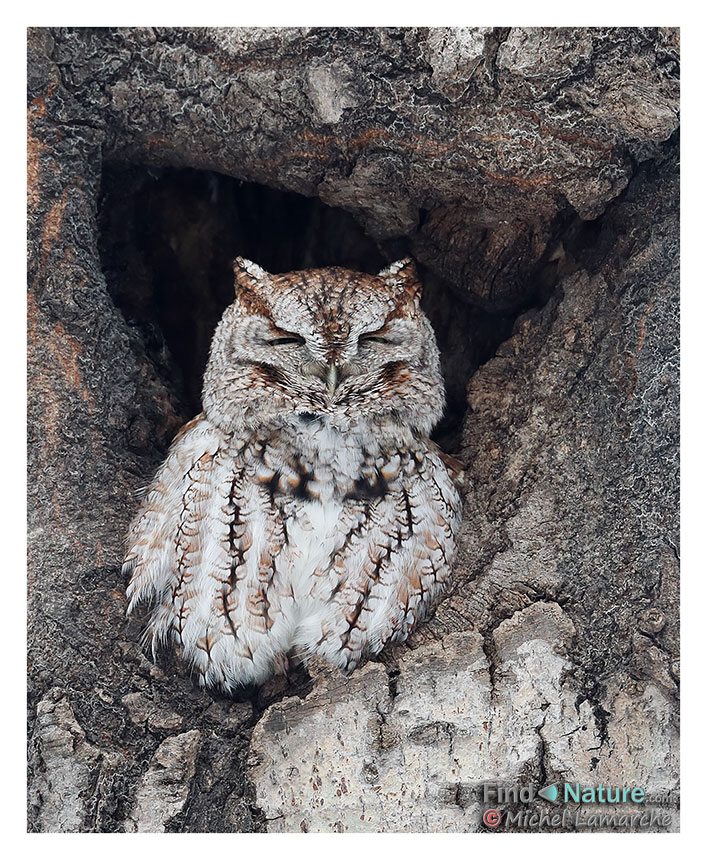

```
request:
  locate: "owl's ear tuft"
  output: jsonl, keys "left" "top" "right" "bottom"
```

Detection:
{"left": 232, "top": 257, "right": 269, "bottom": 292}
{"left": 231, "top": 257, "right": 273, "bottom": 316}
{"left": 378, "top": 257, "right": 421, "bottom": 302}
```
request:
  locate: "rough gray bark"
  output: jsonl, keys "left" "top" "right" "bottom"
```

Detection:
{"left": 28, "top": 27, "right": 679, "bottom": 832}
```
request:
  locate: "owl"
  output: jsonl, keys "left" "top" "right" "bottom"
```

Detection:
{"left": 124, "top": 257, "right": 462, "bottom": 690}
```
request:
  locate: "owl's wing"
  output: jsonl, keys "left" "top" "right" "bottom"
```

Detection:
{"left": 124, "top": 417, "right": 292, "bottom": 689}
{"left": 124, "top": 414, "right": 218, "bottom": 615}
{"left": 299, "top": 446, "right": 462, "bottom": 673}
{"left": 434, "top": 444, "right": 466, "bottom": 489}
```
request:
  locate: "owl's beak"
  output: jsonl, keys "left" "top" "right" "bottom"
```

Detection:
{"left": 326, "top": 361, "right": 339, "bottom": 395}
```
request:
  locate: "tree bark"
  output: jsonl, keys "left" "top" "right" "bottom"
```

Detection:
{"left": 27, "top": 27, "right": 679, "bottom": 832}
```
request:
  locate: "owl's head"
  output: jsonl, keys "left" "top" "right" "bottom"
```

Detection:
{"left": 202, "top": 258, "right": 445, "bottom": 437}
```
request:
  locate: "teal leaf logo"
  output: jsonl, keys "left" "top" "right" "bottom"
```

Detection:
{"left": 538, "top": 784, "right": 559, "bottom": 803}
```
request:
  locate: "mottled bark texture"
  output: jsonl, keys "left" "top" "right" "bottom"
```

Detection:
{"left": 27, "top": 27, "right": 679, "bottom": 832}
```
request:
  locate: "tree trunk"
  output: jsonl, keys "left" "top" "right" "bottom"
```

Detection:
{"left": 27, "top": 26, "right": 679, "bottom": 832}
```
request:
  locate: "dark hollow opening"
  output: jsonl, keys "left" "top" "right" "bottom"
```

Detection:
{"left": 98, "top": 165, "right": 521, "bottom": 453}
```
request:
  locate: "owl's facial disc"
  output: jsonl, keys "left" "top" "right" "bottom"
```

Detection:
{"left": 202, "top": 260, "right": 445, "bottom": 435}
{"left": 246, "top": 314, "right": 431, "bottom": 424}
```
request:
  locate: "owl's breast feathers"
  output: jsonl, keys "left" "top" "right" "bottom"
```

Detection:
{"left": 124, "top": 414, "right": 462, "bottom": 690}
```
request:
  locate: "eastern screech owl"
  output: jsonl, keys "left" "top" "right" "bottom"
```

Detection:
{"left": 124, "top": 257, "right": 462, "bottom": 690}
